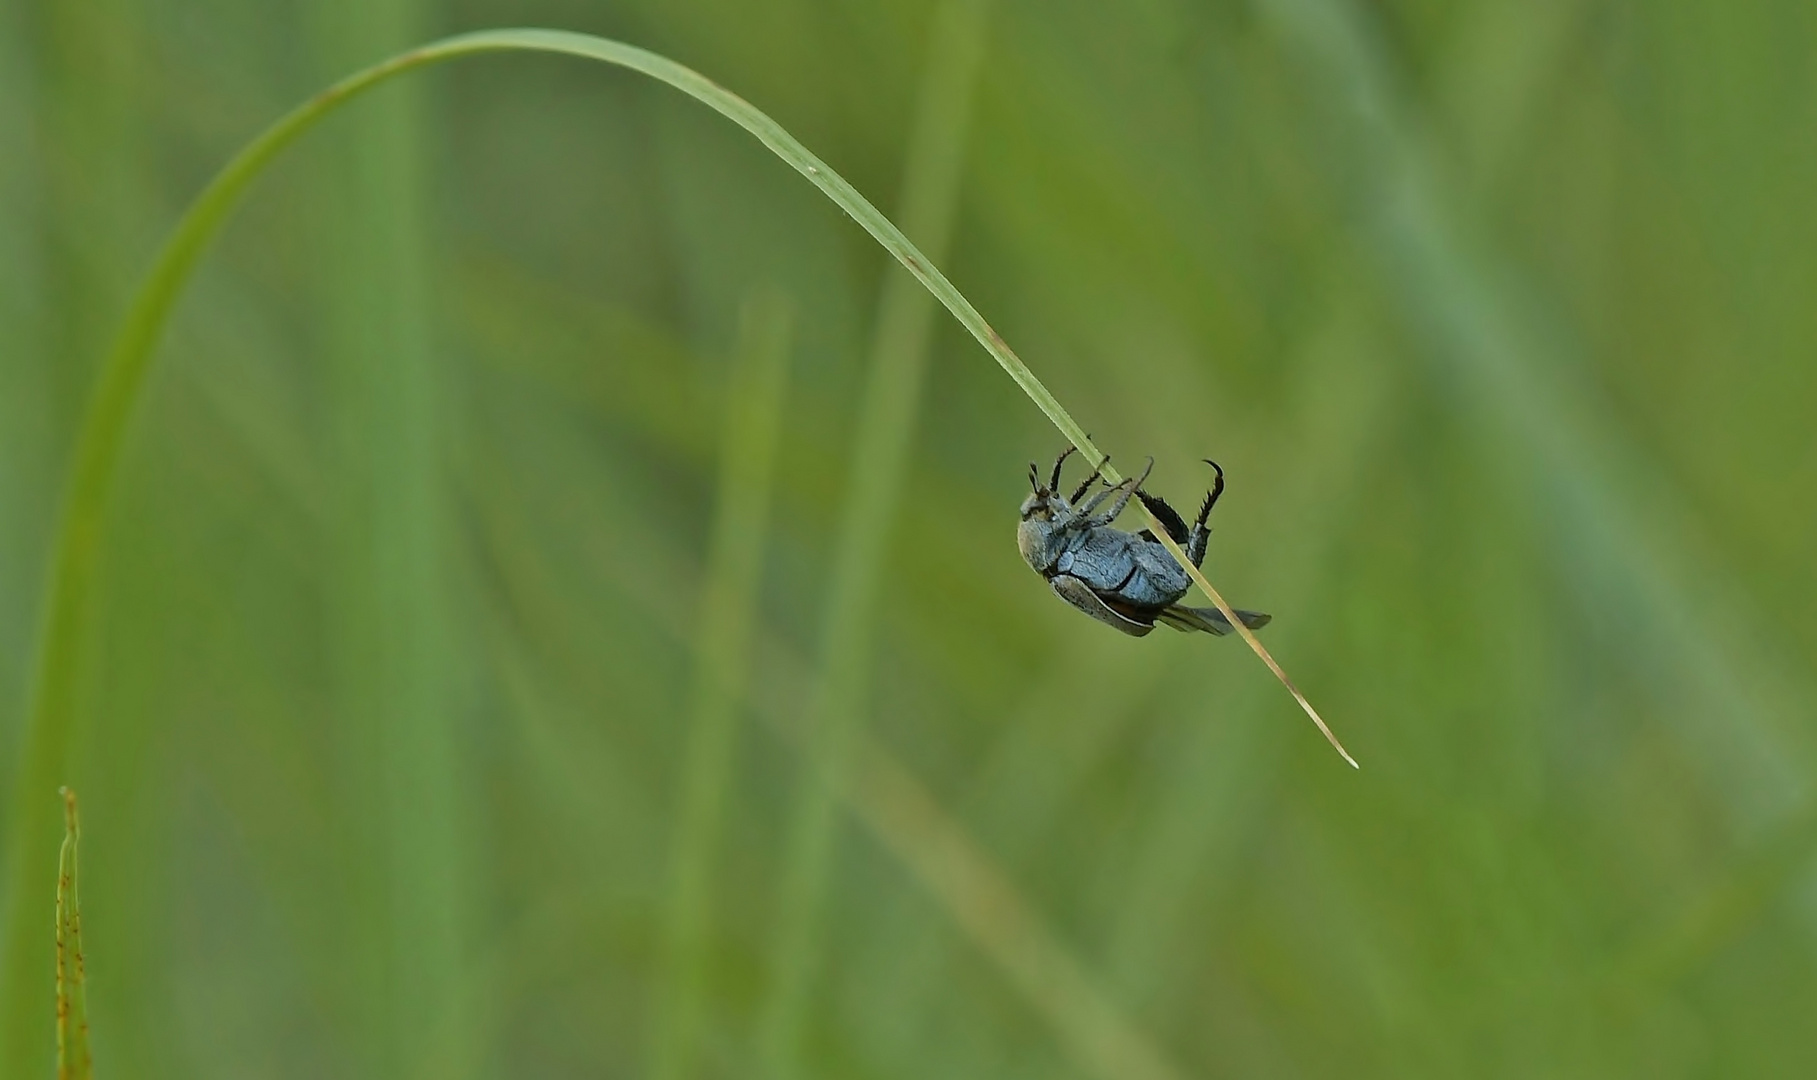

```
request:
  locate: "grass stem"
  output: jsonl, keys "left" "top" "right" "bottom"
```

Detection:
{"left": 759, "top": 3, "right": 992, "bottom": 1075}
{"left": 649, "top": 289, "right": 794, "bottom": 1080}
{"left": 54, "top": 787, "right": 91, "bottom": 1080}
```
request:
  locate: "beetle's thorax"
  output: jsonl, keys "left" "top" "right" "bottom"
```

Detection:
{"left": 1017, "top": 516, "right": 1057, "bottom": 574}
{"left": 1017, "top": 491, "right": 1072, "bottom": 575}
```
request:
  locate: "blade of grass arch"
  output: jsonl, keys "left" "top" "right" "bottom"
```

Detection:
{"left": 0, "top": 22, "right": 1355, "bottom": 1059}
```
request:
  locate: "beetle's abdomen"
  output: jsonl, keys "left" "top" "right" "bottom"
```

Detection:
{"left": 1128, "top": 541, "right": 1193, "bottom": 606}
{"left": 1062, "top": 529, "right": 1193, "bottom": 610}
{"left": 1055, "top": 532, "right": 1132, "bottom": 588}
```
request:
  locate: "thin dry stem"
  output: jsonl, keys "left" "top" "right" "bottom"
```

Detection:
{"left": 1144, "top": 523, "right": 1358, "bottom": 768}
{"left": 1082, "top": 455, "right": 1358, "bottom": 769}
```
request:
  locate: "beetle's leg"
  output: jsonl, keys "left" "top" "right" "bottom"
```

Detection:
{"left": 1075, "top": 458, "right": 1148, "bottom": 516}
{"left": 1082, "top": 457, "right": 1153, "bottom": 525}
{"left": 1184, "top": 526, "right": 1209, "bottom": 567}
{"left": 1194, "top": 460, "right": 1226, "bottom": 524}
{"left": 1184, "top": 459, "right": 1224, "bottom": 567}
{"left": 1074, "top": 480, "right": 1124, "bottom": 519}
{"left": 1135, "top": 490, "right": 1190, "bottom": 544}
{"left": 1068, "top": 455, "right": 1109, "bottom": 504}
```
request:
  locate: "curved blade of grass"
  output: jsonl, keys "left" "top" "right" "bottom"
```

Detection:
{"left": 1, "top": 24, "right": 1353, "bottom": 1059}
{"left": 649, "top": 288, "right": 795, "bottom": 1080}
{"left": 55, "top": 787, "right": 91, "bottom": 1080}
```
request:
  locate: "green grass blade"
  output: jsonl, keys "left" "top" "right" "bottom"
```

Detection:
{"left": 2, "top": 24, "right": 1352, "bottom": 1062}
{"left": 758, "top": 3, "right": 991, "bottom": 1075}
{"left": 762, "top": 715, "right": 1190, "bottom": 1080}
{"left": 531, "top": 469, "right": 1194, "bottom": 1080}
{"left": 649, "top": 288, "right": 795, "bottom": 1080}
{"left": 305, "top": 6, "right": 464, "bottom": 1074}
{"left": 54, "top": 788, "right": 91, "bottom": 1080}
{"left": 1259, "top": 0, "right": 1811, "bottom": 780}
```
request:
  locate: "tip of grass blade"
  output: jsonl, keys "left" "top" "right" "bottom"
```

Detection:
{"left": 1133, "top": 509, "right": 1360, "bottom": 769}
{"left": 1218, "top": 593, "right": 1360, "bottom": 769}
{"left": 1286, "top": 679, "right": 1360, "bottom": 770}
{"left": 1231, "top": 612, "right": 1360, "bottom": 769}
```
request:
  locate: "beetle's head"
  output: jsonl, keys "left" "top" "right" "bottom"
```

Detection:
{"left": 1018, "top": 461, "right": 1067, "bottom": 521}
{"left": 1017, "top": 462, "right": 1068, "bottom": 573}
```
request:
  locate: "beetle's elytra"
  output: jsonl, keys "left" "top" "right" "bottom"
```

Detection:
{"left": 1016, "top": 448, "right": 1270, "bottom": 638}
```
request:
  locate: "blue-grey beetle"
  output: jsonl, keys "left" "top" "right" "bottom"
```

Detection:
{"left": 1017, "top": 448, "right": 1271, "bottom": 637}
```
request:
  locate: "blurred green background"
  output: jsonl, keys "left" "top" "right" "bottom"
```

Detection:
{"left": 4, "top": 0, "right": 1817, "bottom": 1076}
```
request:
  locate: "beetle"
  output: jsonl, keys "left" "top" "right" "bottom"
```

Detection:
{"left": 1016, "top": 447, "right": 1271, "bottom": 638}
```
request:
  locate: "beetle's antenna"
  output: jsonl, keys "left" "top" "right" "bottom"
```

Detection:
{"left": 1048, "top": 446, "right": 1075, "bottom": 493}
{"left": 1028, "top": 462, "right": 1042, "bottom": 492}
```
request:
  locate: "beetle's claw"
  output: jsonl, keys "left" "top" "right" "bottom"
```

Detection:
{"left": 1131, "top": 456, "right": 1156, "bottom": 488}
{"left": 1194, "top": 459, "right": 1226, "bottom": 527}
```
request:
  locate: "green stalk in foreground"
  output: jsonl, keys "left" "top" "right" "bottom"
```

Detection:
{"left": 1, "top": 23, "right": 1355, "bottom": 1066}
{"left": 649, "top": 289, "right": 795, "bottom": 1080}
{"left": 760, "top": 3, "right": 993, "bottom": 1075}
{"left": 55, "top": 788, "right": 91, "bottom": 1080}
